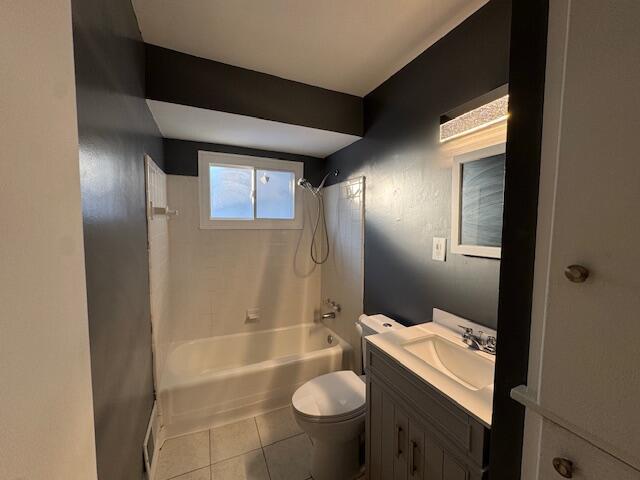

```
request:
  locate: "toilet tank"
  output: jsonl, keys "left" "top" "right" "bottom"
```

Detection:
{"left": 356, "top": 314, "right": 405, "bottom": 372}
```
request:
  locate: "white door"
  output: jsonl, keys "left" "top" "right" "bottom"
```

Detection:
{"left": 520, "top": 0, "right": 640, "bottom": 477}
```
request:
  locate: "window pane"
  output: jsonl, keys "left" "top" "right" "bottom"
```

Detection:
{"left": 460, "top": 153, "right": 505, "bottom": 247}
{"left": 256, "top": 169, "right": 295, "bottom": 219}
{"left": 209, "top": 165, "right": 253, "bottom": 219}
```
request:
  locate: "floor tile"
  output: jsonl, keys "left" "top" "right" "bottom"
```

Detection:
{"left": 210, "top": 418, "right": 262, "bottom": 463}
{"left": 156, "top": 431, "right": 210, "bottom": 480}
{"left": 171, "top": 466, "right": 211, "bottom": 480}
{"left": 263, "top": 433, "right": 312, "bottom": 480}
{"left": 255, "top": 406, "right": 303, "bottom": 446}
{"left": 211, "top": 449, "right": 270, "bottom": 480}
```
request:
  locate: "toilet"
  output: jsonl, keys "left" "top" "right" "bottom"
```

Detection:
{"left": 292, "top": 314, "right": 404, "bottom": 480}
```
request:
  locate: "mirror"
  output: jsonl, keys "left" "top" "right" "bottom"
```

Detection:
{"left": 451, "top": 143, "right": 505, "bottom": 259}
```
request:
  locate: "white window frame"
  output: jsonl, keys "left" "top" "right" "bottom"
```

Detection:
{"left": 198, "top": 151, "right": 303, "bottom": 230}
{"left": 451, "top": 142, "right": 505, "bottom": 259}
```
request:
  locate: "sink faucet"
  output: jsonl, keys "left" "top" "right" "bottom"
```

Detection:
{"left": 458, "top": 326, "right": 496, "bottom": 355}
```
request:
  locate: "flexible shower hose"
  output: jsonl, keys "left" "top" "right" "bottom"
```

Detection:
{"left": 310, "top": 193, "right": 330, "bottom": 264}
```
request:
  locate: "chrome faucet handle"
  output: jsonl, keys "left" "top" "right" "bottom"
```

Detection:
{"left": 483, "top": 336, "right": 497, "bottom": 354}
{"left": 458, "top": 325, "right": 474, "bottom": 335}
{"left": 326, "top": 298, "right": 341, "bottom": 312}
{"left": 458, "top": 325, "right": 483, "bottom": 351}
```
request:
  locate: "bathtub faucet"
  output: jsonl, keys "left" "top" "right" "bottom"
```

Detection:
{"left": 321, "top": 312, "right": 336, "bottom": 319}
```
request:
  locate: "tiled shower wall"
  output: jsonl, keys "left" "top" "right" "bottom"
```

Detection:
{"left": 147, "top": 173, "right": 364, "bottom": 385}
{"left": 146, "top": 157, "right": 172, "bottom": 382}
{"left": 166, "top": 175, "right": 322, "bottom": 342}
{"left": 320, "top": 177, "right": 365, "bottom": 373}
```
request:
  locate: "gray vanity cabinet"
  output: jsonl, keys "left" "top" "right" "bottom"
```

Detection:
{"left": 366, "top": 342, "right": 490, "bottom": 480}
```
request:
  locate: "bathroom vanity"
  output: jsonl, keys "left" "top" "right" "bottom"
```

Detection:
{"left": 365, "top": 316, "right": 494, "bottom": 480}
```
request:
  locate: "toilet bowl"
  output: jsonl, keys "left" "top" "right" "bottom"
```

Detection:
{"left": 291, "top": 314, "right": 405, "bottom": 480}
{"left": 292, "top": 370, "right": 366, "bottom": 480}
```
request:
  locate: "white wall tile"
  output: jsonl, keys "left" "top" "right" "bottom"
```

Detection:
{"left": 321, "top": 177, "right": 365, "bottom": 372}
{"left": 166, "top": 175, "right": 321, "bottom": 343}
{"left": 148, "top": 173, "right": 364, "bottom": 388}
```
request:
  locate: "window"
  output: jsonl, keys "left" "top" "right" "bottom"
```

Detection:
{"left": 198, "top": 151, "right": 303, "bottom": 229}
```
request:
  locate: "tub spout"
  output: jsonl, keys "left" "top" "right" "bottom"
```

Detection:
{"left": 321, "top": 312, "right": 336, "bottom": 319}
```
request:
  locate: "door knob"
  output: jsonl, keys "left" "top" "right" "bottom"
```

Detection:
{"left": 564, "top": 265, "right": 589, "bottom": 283}
{"left": 552, "top": 457, "right": 574, "bottom": 478}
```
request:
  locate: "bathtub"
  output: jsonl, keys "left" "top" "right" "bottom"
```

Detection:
{"left": 159, "top": 323, "right": 351, "bottom": 435}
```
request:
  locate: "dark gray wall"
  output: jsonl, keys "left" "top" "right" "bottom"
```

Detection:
{"left": 146, "top": 44, "right": 363, "bottom": 136}
{"left": 325, "top": 1, "right": 511, "bottom": 329}
{"left": 490, "top": 1, "right": 548, "bottom": 478}
{"left": 164, "top": 138, "right": 325, "bottom": 184}
{"left": 71, "top": 0, "right": 162, "bottom": 478}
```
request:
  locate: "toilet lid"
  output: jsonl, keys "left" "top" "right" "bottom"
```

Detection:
{"left": 292, "top": 371, "right": 365, "bottom": 422}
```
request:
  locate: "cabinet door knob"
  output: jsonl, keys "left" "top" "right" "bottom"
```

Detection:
{"left": 564, "top": 264, "right": 590, "bottom": 283}
{"left": 553, "top": 457, "right": 574, "bottom": 478}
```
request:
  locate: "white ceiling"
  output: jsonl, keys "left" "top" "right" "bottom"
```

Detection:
{"left": 133, "top": 0, "right": 488, "bottom": 96}
{"left": 147, "top": 100, "right": 361, "bottom": 158}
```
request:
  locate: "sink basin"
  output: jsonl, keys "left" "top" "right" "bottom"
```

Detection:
{"left": 402, "top": 335, "right": 494, "bottom": 391}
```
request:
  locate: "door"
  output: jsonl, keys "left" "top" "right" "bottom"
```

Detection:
{"left": 524, "top": 0, "right": 640, "bottom": 474}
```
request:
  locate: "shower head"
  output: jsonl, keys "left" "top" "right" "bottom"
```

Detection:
{"left": 296, "top": 178, "right": 309, "bottom": 187}
{"left": 297, "top": 178, "right": 314, "bottom": 191}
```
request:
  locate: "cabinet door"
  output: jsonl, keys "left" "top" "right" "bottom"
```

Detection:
{"left": 367, "top": 378, "right": 381, "bottom": 480}
{"left": 369, "top": 380, "right": 394, "bottom": 480}
{"left": 369, "top": 378, "right": 416, "bottom": 480}
{"left": 369, "top": 380, "right": 407, "bottom": 480}
{"left": 368, "top": 376, "right": 484, "bottom": 480}
{"left": 380, "top": 388, "right": 397, "bottom": 480}
{"left": 425, "top": 436, "right": 444, "bottom": 479}
{"left": 533, "top": 0, "right": 640, "bottom": 469}
{"left": 424, "top": 435, "right": 473, "bottom": 480}
{"left": 442, "top": 453, "right": 468, "bottom": 480}
{"left": 537, "top": 419, "right": 640, "bottom": 480}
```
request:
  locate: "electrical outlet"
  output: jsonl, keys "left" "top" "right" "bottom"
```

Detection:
{"left": 432, "top": 237, "right": 447, "bottom": 262}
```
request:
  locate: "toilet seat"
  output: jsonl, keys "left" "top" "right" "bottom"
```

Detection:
{"left": 292, "top": 370, "right": 365, "bottom": 423}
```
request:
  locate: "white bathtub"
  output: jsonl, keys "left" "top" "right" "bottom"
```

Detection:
{"left": 159, "top": 323, "right": 350, "bottom": 435}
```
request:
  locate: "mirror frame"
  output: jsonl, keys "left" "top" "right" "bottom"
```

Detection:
{"left": 451, "top": 142, "right": 506, "bottom": 259}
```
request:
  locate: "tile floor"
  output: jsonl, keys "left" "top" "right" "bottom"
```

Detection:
{"left": 155, "top": 406, "right": 313, "bottom": 480}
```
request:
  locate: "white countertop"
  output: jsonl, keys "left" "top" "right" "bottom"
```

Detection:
{"left": 367, "top": 321, "right": 495, "bottom": 427}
